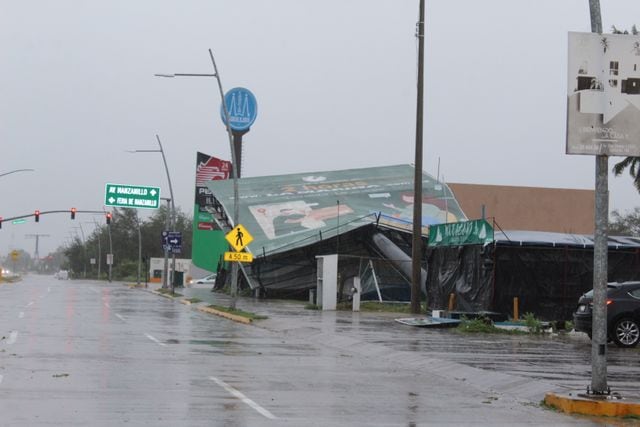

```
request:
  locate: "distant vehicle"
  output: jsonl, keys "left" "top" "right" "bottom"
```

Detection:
{"left": 191, "top": 273, "right": 216, "bottom": 285}
{"left": 573, "top": 281, "right": 640, "bottom": 348}
{"left": 55, "top": 270, "right": 69, "bottom": 280}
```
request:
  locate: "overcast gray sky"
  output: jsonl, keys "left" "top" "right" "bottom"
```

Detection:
{"left": 1, "top": 0, "right": 639, "bottom": 258}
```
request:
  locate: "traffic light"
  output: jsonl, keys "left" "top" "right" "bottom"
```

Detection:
{"left": 71, "top": 208, "right": 76, "bottom": 220}
{"left": 34, "top": 210, "right": 40, "bottom": 222}
{"left": 0, "top": 217, "right": 2, "bottom": 229}
{"left": 106, "top": 212, "right": 112, "bottom": 225}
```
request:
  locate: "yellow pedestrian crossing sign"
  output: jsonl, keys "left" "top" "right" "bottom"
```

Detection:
{"left": 225, "top": 224, "right": 253, "bottom": 252}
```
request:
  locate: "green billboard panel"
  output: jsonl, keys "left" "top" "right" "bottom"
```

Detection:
{"left": 192, "top": 208, "right": 228, "bottom": 272}
{"left": 206, "top": 164, "right": 468, "bottom": 257}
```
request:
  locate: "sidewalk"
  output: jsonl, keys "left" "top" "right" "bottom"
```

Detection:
{"left": 143, "top": 282, "right": 640, "bottom": 420}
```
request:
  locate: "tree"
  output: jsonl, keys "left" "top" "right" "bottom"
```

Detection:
{"left": 62, "top": 206, "right": 193, "bottom": 281}
{"left": 613, "top": 157, "right": 640, "bottom": 192}
{"left": 610, "top": 25, "right": 640, "bottom": 192}
{"left": 609, "top": 208, "right": 640, "bottom": 236}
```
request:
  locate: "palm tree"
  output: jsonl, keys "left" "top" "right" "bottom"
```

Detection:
{"left": 613, "top": 157, "right": 640, "bottom": 192}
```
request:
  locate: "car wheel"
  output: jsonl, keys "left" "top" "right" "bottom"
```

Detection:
{"left": 612, "top": 318, "right": 640, "bottom": 348}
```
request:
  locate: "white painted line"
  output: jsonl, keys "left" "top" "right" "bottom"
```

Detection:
{"left": 0, "top": 374, "right": 3, "bottom": 385}
{"left": 209, "top": 376, "right": 277, "bottom": 420}
{"left": 115, "top": 313, "right": 126, "bottom": 322}
{"left": 144, "top": 333, "right": 167, "bottom": 347}
{"left": 47, "top": 287, "right": 51, "bottom": 292}
{"left": 18, "top": 312, "right": 24, "bottom": 319}
{"left": 6, "top": 331, "right": 18, "bottom": 345}
{"left": 104, "top": 303, "right": 111, "bottom": 308}
{"left": 25, "top": 302, "right": 34, "bottom": 308}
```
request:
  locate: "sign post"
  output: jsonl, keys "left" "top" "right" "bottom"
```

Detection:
{"left": 162, "top": 231, "right": 183, "bottom": 254}
{"left": 564, "top": 2, "right": 640, "bottom": 395}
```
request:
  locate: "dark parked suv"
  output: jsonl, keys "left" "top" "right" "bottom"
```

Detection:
{"left": 573, "top": 281, "right": 640, "bottom": 348}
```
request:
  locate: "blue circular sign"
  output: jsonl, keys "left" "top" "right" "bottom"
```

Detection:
{"left": 220, "top": 87, "right": 258, "bottom": 132}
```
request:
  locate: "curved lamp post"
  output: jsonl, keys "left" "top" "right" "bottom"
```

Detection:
{"left": 126, "top": 136, "right": 176, "bottom": 290}
{"left": 155, "top": 49, "right": 240, "bottom": 308}
{"left": 0, "top": 169, "right": 35, "bottom": 179}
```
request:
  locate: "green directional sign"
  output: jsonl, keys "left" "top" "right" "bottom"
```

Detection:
{"left": 104, "top": 183, "right": 161, "bottom": 209}
{"left": 428, "top": 219, "right": 494, "bottom": 247}
{"left": 12, "top": 219, "right": 26, "bottom": 225}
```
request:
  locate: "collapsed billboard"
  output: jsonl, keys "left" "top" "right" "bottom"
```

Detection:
{"left": 206, "top": 164, "right": 467, "bottom": 258}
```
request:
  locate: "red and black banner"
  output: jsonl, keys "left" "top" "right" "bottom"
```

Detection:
{"left": 195, "top": 152, "right": 232, "bottom": 230}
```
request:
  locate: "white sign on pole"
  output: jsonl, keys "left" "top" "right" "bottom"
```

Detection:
{"left": 106, "top": 253, "right": 113, "bottom": 265}
{"left": 566, "top": 31, "right": 640, "bottom": 156}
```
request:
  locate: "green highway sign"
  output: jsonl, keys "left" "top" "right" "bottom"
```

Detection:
{"left": 12, "top": 219, "right": 26, "bottom": 224}
{"left": 104, "top": 183, "right": 160, "bottom": 209}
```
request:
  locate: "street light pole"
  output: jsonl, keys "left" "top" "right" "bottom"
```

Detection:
{"left": 155, "top": 50, "right": 241, "bottom": 308}
{"left": 126, "top": 136, "right": 176, "bottom": 290}
{"left": 208, "top": 49, "right": 241, "bottom": 309}
{"left": 0, "top": 169, "right": 35, "bottom": 179}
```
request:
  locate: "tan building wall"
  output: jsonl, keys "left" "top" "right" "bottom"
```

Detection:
{"left": 448, "top": 183, "right": 595, "bottom": 234}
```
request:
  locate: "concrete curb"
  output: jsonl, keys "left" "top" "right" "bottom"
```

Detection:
{"left": 151, "top": 290, "right": 178, "bottom": 300}
{"left": 197, "top": 305, "right": 252, "bottom": 324}
{"left": 545, "top": 391, "right": 640, "bottom": 418}
{"left": 142, "top": 286, "right": 253, "bottom": 324}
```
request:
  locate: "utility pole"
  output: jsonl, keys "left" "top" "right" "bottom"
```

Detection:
{"left": 74, "top": 224, "right": 88, "bottom": 278}
{"left": 411, "top": 0, "right": 426, "bottom": 314}
{"left": 25, "top": 233, "right": 50, "bottom": 267}
{"left": 588, "top": 0, "right": 608, "bottom": 395}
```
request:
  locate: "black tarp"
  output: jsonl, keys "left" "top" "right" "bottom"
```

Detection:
{"left": 426, "top": 231, "right": 640, "bottom": 321}
{"left": 240, "top": 224, "right": 425, "bottom": 301}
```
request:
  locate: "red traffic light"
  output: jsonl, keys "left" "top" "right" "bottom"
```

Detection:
{"left": 106, "top": 212, "right": 112, "bottom": 225}
{"left": 71, "top": 208, "right": 77, "bottom": 220}
{"left": 35, "top": 210, "right": 40, "bottom": 222}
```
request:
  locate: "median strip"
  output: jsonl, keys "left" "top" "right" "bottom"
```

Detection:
{"left": 197, "top": 305, "right": 253, "bottom": 324}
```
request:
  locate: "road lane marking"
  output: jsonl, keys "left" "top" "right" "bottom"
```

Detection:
{"left": 209, "top": 376, "right": 277, "bottom": 420}
{"left": 104, "top": 303, "right": 111, "bottom": 308}
{"left": 6, "top": 331, "right": 18, "bottom": 345}
{"left": 0, "top": 375, "right": 3, "bottom": 385}
{"left": 25, "top": 302, "right": 34, "bottom": 307}
{"left": 115, "top": 313, "right": 126, "bottom": 322}
{"left": 144, "top": 333, "right": 167, "bottom": 347}
{"left": 18, "top": 312, "right": 24, "bottom": 319}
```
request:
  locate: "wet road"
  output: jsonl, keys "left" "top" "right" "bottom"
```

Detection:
{"left": 0, "top": 275, "right": 613, "bottom": 426}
